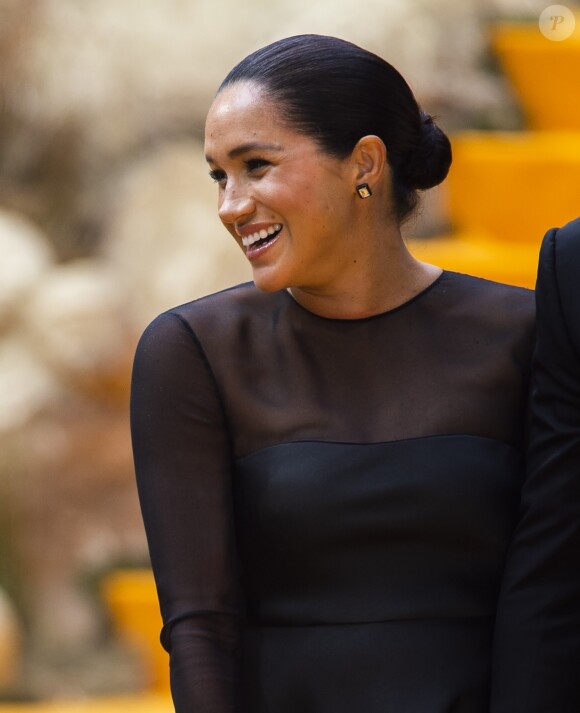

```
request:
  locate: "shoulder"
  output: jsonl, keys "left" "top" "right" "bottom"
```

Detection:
{"left": 137, "top": 281, "right": 285, "bottom": 352}
{"left": 537, "top": 216, "right": 580, "bottom": 356}
{"left": 441, "top": 269, "right": 533, "bottom": 301}
{"left": 432, "top": 272, "right": 535, "bottom": 370}
{"left": 538, "top": 217, "right": 580, "bottom": 293}
{"left": 168, "top": 281, "right": 285, "bottom": 332}
{"left": 170, "top": 281, "right": 265, "bottom": 318}
{"left": 539, "top": 216, "right": 580, "bottom": 288}
{"left": 132, "top": 285, "right": 271, "bottom": 393}
{"left": 541, "top": 215, "right": 580, "bottom": 274}
{"left": 438, "top": 270, "right": 534, "bottom": 327}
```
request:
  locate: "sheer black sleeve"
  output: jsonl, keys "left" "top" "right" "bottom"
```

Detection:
{"left": 491, "top": 220, "right": 580, "bottom": 712}
{"left": 130, "top": 311, "right": 243, "bottom": 712}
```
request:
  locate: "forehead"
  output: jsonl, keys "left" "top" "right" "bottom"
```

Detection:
{"left": 204, "top": 82, "right": 292, "bottom": 157}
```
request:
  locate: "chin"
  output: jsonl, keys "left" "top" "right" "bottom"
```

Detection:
{"left": 251, "top": 267, "right": 291, "bottom": 293}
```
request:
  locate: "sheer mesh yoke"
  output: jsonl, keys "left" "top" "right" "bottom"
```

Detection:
{"left": 130, "top": 271, "right": 535, "bottom": 713}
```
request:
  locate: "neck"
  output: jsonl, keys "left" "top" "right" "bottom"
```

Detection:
{"left": 288, "top": 226, "right": 442, "bottom": 320}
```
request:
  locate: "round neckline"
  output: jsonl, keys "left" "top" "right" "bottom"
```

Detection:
{"left": 281, "top": 270, "right": 447, "bottom": 323}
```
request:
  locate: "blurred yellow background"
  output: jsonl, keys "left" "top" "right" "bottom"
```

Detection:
{"left": 1, "top": 0, "right": 579, "bottom": 708}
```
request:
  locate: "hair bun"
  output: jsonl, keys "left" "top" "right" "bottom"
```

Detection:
{"left": 401, "top": 112, "right": 452, "bottom": 191}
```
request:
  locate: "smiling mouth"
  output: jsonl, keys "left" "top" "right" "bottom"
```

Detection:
{"left": 242, "top": 223, "right": 283, "bottom": 250}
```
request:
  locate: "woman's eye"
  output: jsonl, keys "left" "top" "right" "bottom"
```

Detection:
{"left": 208, "top": 169, "right": 226, "bottom": 185}
{"left": 246, "top": 158, "right": 269, "bottom": 173}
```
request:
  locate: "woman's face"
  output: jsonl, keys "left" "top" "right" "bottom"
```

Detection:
{"left": 204, "top": 81, "right": 361, "bottom": 293}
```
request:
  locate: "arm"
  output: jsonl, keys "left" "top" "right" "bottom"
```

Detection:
{"left": 130, "top": 311, "right": 242, "bottom": 712}
{"left": 491, "top": 220, "right": 580, "bottom": 712}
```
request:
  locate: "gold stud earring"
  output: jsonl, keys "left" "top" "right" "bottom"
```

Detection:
{"left": 356, "top": 183, "right": 372, "bottom": 199}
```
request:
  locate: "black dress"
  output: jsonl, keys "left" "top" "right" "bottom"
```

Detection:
{"left": 130, "top": 270, "right": 535, "bottom": 713}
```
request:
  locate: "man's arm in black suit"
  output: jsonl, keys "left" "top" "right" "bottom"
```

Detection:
{"left": 491, "top": 217, "right": 580, "bottom": 712}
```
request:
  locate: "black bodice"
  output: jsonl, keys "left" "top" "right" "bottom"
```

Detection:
{"left": 131, "top": 271, "right": 534, "bottom": 712}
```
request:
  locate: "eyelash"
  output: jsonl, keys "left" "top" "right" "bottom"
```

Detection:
{"left": 208, "top": 169, "right": 226, "bottom": 184}
{"left": 246, "top": 158, "right": 269, "bottom": 171}
{"left": 208, "top": 158, "right": 270, "bottom": 185}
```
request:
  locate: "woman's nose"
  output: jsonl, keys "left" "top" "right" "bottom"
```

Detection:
{"left": 218, "top": 184, "right": 255, "bottom": 225}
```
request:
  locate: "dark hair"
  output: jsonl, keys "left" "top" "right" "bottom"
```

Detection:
{"left": 219, "top": 34, "right": 452, "bottom": 222}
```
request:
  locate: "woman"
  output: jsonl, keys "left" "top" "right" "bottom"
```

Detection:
{"left": 131, "top": 35, "right": 535, "bottom": 712}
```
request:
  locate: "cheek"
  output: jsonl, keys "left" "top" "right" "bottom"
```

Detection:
{"left": 258, "top": 180, "right": 296, "bottom": 214}
{"left": 282, "top": 176, "right": 322, "bottom": 212}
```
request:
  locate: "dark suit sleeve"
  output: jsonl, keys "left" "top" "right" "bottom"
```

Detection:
{"left": 491, "top": 217, "right": 580, "bottom": 712}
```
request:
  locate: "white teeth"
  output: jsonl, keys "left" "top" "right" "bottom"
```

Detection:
{"left": 241, "top": 224, "right": 282, "bottom": 247}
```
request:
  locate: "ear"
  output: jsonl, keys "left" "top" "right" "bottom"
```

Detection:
{"left": 350, "top": 135, "right": 387, "bottom": 189}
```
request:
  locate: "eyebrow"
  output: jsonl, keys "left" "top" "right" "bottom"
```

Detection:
{"left": 205, "top": 142, "right": 284, "bottom": 163}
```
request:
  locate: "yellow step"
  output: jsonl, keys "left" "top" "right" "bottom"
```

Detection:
{"left": 491, "top": 16, "right": 580, "bottom": 130}
{"left": 100, "top": 570, "right": 168, "bottom": 694}
{"left": 0, "top": 693, "right": 172, "bottom": 713}
{"left": 448, "top": 132, "right": 580, "bottom": 245}
{"left": 407, "top": 231, "right": 539, "bottom": 288}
